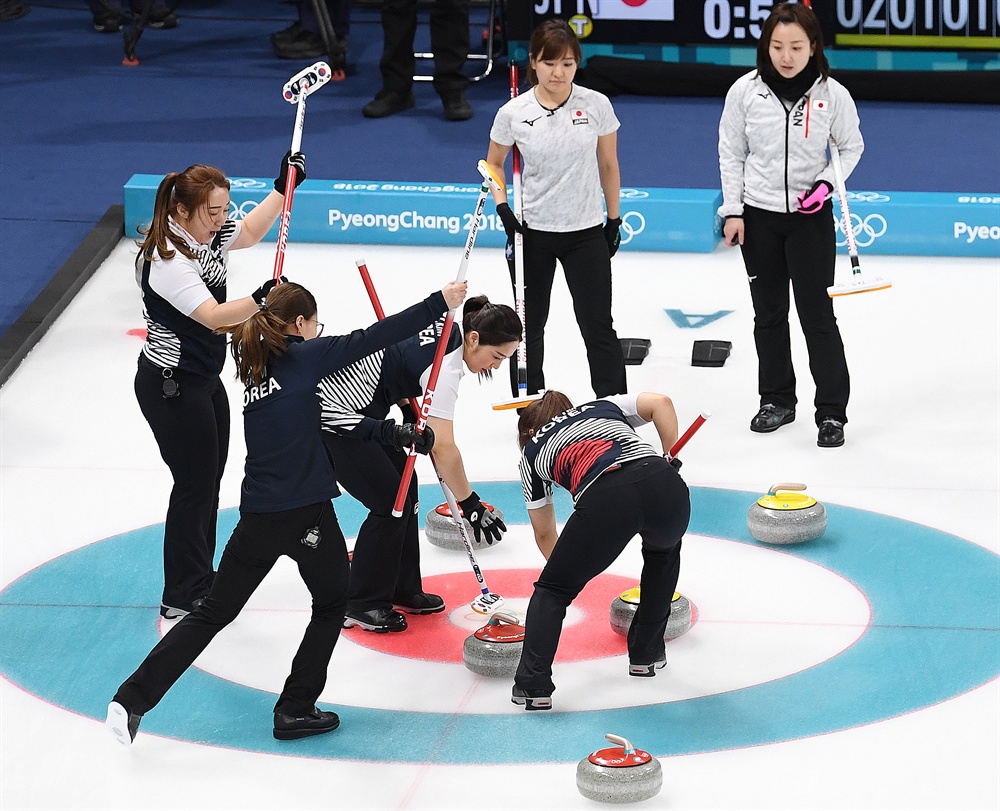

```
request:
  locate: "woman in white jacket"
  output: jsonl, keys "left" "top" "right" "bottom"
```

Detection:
{"left": 718, "top": 2, "right": 863, "bottom": 449}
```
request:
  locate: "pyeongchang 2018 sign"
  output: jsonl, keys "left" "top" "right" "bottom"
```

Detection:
{"left": 124, "top": 175, "right": 722, "bottom": 253}
{"left": 123, "top": 176, "right": 998, "bottom": 257}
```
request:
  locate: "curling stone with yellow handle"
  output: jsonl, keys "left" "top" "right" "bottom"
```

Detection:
{"left": 462, "top": 612, "right": 524, "bottom": 677}
{"left": 576, "top": 733, "right": 663, "bottom": 804}
{"left": 609, "top": 586, "right": 693, "bottom": 640}
{"left": 747, "top": 482, "right": 827, "bottom": 545}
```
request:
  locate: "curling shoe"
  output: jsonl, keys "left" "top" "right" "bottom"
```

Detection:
{"left": 362, "top": 90, "right": 415, "bottom": 119}
{"left": 817, "top": 418, "right": 846, "bottom": 448}
{"left": 159, "top": 596, "right": 205, "bottom": 620}
{"left": 343, "top": 606, "right": 408, "bottom": 633}
{"left": 273, "top": 707, "right": 340, "bottom": 741}
{"left": 106, "top": 701, "right": 141, "bottom": 747}
{"left": 750, "top": 403, "right": 795, "bottom": 433}
{"left": 393, "top": 592, "right": 445, "bottom": 615}
{"left": 511, "top": 685, "right": 553, "bottom": 711}
{"left": 441, "top": 90, "right": 473, "bottom": 121}
{"left": 628, "top": 656, "right": 667, "bottom": 677}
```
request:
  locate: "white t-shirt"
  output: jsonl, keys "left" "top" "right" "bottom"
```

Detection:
{"left": 490, "top": 84, "right": 619, "bottom": 233}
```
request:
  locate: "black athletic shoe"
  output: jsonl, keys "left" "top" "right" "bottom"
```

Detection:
{"left": 93, "top": 11, "right": 126, "bottom": 32}
{"left": 343, "top": 606, "right": 408, "bottom": 633}
{"left": 272, "top": 29, "right": 325, "bottom": 60}
{"left": 273, "top": 707, "right": 340, "bottom": 741}
{"left": 750, "top": 403, "right": 796, "bottom": 433}
{"left": 441, "top": 90, "right": 473, "bottom": 121}
{"left": 817, "top": 418, "right": 845, "bottom": 448}
{"left": 138, "top": 5, "right": 178, "bottom": 29}
{"left": 159, "top": 596, "right": 205, "bottom": 620}
{"left": 511, "top": 685, "right": 552, "bottom": 711}
{"left": 628, "top": 655, "right": 667, "bottom": 677}
{"left": 270, "top": 20, "right": 302, "bottom": 46}
{"left": 362, "top": 90, "right": 415, "bottom": 119}
{"left": 106, "top": 701, "right": 142, "bottom": 747}
{"left": 393, "top": 592, "right": 445, "bottom": 615}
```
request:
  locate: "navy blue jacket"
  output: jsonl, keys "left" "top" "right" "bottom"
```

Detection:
{"left": 239, "top": 290, "right": 447, "bottom": 512}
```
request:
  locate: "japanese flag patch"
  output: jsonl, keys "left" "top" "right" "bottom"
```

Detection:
{"left": 571, "top": 108, "right": 589, "bottom": 125}
{"left": 811, "top": 98, "right": 829, "bottom": 111}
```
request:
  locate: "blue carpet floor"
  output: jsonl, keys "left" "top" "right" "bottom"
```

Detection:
{"left": 1, "top": 0, "right": 998, "bottom": 339}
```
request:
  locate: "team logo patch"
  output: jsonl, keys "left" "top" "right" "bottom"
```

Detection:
{"left": 811, "top": 98, "right": 829, "bottom": 111}
{"left": 571, "top": 108, "right": 589, "bottom": 125}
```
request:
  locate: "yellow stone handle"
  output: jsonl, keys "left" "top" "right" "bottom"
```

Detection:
{"left": 768, "top": 482, "right": 807, "bottom": 496}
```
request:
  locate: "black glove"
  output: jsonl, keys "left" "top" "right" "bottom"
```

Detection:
{"left": 604, "top": 217, "right": 622, "bottom": 258}
{"left": 274, "top": 150, "right": 306, "bottom": 195}
{"left": 393, "top": 422, "right": 435, "bottom": 455}
{"left": 252, "top": 275, "right": 286, "bottom": 305}
{"left": 495, "top": 202, "right": 523, "bottom": 242}
{"left": 457, "top": 491, "right": 507, "bottom": 545}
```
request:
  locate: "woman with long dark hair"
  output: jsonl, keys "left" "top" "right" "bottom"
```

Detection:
{"left": 318, "top": 295, "right": 521, "bottom": 632}
{"left": 108, "top": 278, "right": 467, "bottom": 744}
{"left": 719, "top": 2, "right": 863, "bottom": 448}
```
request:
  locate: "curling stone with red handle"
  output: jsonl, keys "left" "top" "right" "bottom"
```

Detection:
{"left": 425, "top": 502, "right": 505, "bottom": 551}
{"left": 609, "top": 586, "right": 692, "bottom": 640}
{"left": 747, "top": 483, "right": 827, "bottom": 545}
{"left": 462, "top": 612, "right": 524, "bottom": 677}
{"left": 576, "top": 733, "right": 662, "bottom": 804}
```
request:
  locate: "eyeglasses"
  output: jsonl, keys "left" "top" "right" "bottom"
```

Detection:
{"left": 312, "top": 320, "right": 325, "bottom": 337}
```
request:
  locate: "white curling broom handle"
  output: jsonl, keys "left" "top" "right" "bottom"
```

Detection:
{"left": 391, "top": 179, "right": 491, "bottom": 517}
{"left": 830, "top": 138, "right": 861, "bottom": 276}
{"left": 510, "top": 64, "right": 527, "bottom": 399}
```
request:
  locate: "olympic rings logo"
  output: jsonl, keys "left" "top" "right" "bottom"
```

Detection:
{"left": 229, "top": 200, "right": 260, "bottom": 220}
{"left": 619, "top": 188, "right": 649, "bottom": 199}
{"left": 836, "top": 212, "right": 887, "bottom": 247}
{"left": 847, "top": 191, "right": 891, "bottom": 203}
{"left": 228, "top": 178, "right": 268, "bottom": 190}
{"left": 619, "top": 211, "right": 646, "bottom": 244}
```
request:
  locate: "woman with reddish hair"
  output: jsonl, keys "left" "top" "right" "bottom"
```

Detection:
{"left": 133, "top": 152, "right": 304, "bottom": 619}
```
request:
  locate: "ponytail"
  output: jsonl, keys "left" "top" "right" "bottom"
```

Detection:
{"left": 462, "top": 295, "right": 521, "bottom": 346}
{"left": 516, "top": 390, "right": 574, "bottom": 448}
{"left": 217, "top": 282, "right": 318, "bottom": 387}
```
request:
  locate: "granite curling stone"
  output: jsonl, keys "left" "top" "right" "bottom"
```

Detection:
{"left": 463, "top": 612, "right": 524, "bottom": 677}
{"left": 425, "top": 502, "right": 505, "bottom": 551}
{"left": 576, "top": 733, "right": 663, "bottom": 804}
{"left": 609, "top": 586, "right": 692, "bottom": 640}
{"left": 747, "top": 482, "right": 826, "bottom": 545}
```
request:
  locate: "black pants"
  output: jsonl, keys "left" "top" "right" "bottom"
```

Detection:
{"left": 134, "top": 358, "right": 228, "bottom": 608}
{"left": 379, "top": 0, "right": 469, "bottom": 96}
{"left": 114, "top": 501, "right": 349, "bottom": 718}
{"left": 515, "top": 458, "right": 690, "bottom": 694}
{"left": 322, "top": 433, "right": 423, "bottom": 612}
{"left": 740, "top": 203, "right": 850, "bottom": 424}
{"left": 509, "top": 225, "right": 627, "bottom": 399}
{"left": 300, "top": 0, "right": 349, "bottom": 38}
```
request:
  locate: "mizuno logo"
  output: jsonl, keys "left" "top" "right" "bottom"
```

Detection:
{"left": 523, "top": 116, "right": 543, "bottom": 126}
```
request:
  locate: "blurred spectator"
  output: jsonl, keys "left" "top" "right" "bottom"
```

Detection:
{"left": 87, "top": 1, "right": 177, "bottom": 32}
{"left": 271, "top": 0, "right": 349, "bottom": 74}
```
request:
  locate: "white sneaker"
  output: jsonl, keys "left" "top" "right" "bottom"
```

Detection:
{"left": 106, "top": 701, "right": 141, "bottom": 746}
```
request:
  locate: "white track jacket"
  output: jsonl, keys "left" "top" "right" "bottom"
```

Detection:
{"left": 718, "top": 70, "right": 864, "bottom": 218}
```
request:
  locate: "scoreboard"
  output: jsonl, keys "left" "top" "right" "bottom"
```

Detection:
{"left": 518, "top": 0, "right": 1000, "bottom": 49}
